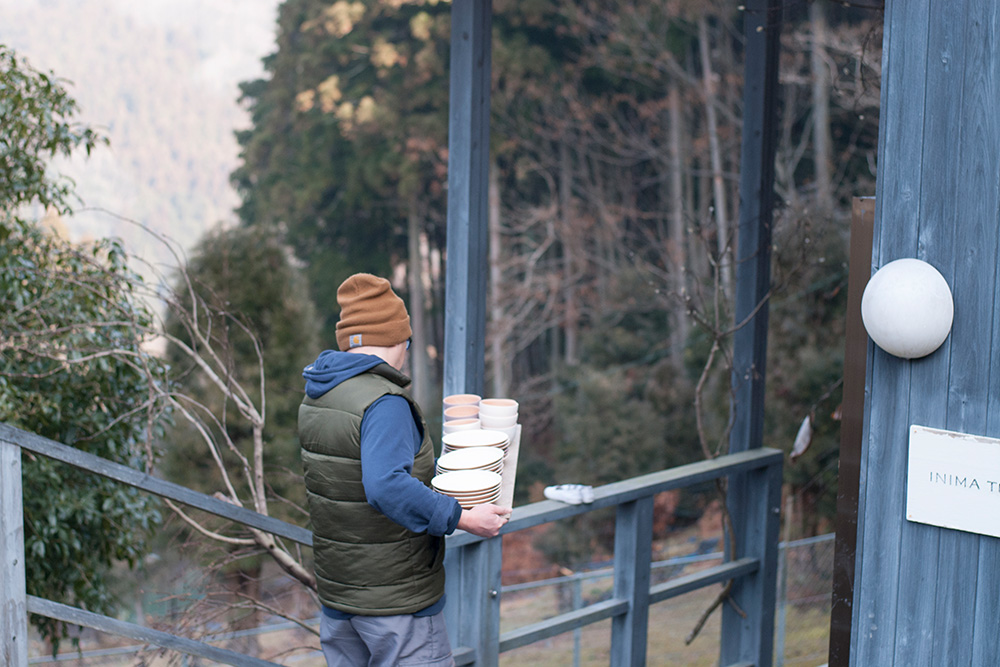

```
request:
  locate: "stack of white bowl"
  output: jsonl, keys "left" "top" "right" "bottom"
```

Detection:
{"left": 431, "top": 469, "right": 502, "bottom": 508}
{"left": 442, "top": 394, "right": 481, "bottom": 434}
{"left": 435, "top": 446, "right": 504, "bottom": 476}
{"left": 441, "top": 429, "right": 510, "bottom": 457}
{"left": 478, "top": 398, "right": 519, "bottom": 445}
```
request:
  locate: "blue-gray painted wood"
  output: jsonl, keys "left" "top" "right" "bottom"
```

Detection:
{"left": 444, "top": 537, "right": 501, "bottom": 665}
{"left": 851, "top": 0, "right": 927, "bottom": 662}
{"left": 26, "top": 597, "right": 282, "bottom": 667}
{"left": 610, "top": 497, "right": 653, "bottom": 666}
{"left": 498, "top": 598, "right": 628, "bottom": 653}
{"left": 932, "top": 0, "right": 1000, "bottom": 663}
{"left": 1, "top": 439, "right": 27, "bottom": 667}
{"left": 854, "top": 0, "right": 1000, "bottom": 664}
{"left": 726, "top": 2, "right": 781, "bottom": 661}
{"left": 721, "top": 456, "right": 782, "bottom": 666}
{"left": 649, "top": 557, "right": 759, "bottom": 605}
{"left": 729, "top": 0, "right": 782, "bottom": 456}
{"left": 443, "top": 0, "right": 492, "bottom": 398}
{"left": 890, "top": 0, "right": 961, "bottom": 663}
{"left": 0, "top": 424, "right": 312, "bottom": 546}
{"left": 447, "top": 448, "right": 784, "bottom": 550}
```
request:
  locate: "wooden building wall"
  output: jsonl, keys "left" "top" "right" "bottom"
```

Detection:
{"left": 853, "top": 0, "right": 1000, "bottom": 663}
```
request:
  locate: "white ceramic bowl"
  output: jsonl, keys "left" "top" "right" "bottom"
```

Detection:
{"left": 442, "top": 418, "right": 481, "bottom": 434}
{"left": 480, "top": 413, "right": 517, "bottom": 428}
{"left": 478, "top": 398, "right": 518, "bottom": 418}
{"left": 441, "top": 429, "right": 510, "bottom": 451}
{"left": 437, "top": 446, "right": 504, "bottom": 471}
{"left": 431, "top": 470, "right": 502, "bottom": 494}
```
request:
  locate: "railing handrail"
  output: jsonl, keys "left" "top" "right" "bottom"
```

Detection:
{"left": 0, "top": 423, "right": 312, "bottom": 546}
{"left": 1, "top": 422, "right": 782, "bottom": 667}
{"left": 448, "top": 446, "right": 783, "bottom": 548}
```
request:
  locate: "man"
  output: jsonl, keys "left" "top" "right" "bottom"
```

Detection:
{"left": 299, "top": 273, "right": 510, "bottom": 667}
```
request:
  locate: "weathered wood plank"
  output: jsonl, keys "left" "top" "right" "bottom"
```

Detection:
{"left": 1, "top": 439, "right": 27, "bottom": 667}
{"left": 649, "top": 557, "right": 759, "bottom": 605}
{"left": 27, "top": 596, "right": 282, "bottom": 667}
{"left": 930, "top": 0, "right": 1000, "bottom": 662}
{"left": 498, "top": 598, "right": 628, "bottom": 653}
{"left": 0, "top": 424, "right": 312, "bottom": 546}
{"left": 890, "top": 0, "right": 965, "bottom": 662}
{"left": 853, "top": 0, "right": 931, "bottom": 663}
{"left": 447, "top": 448, "right": 783, "bottom": 548}
{"left": 977, "top": 2, "right": 1000, "bottom": 641}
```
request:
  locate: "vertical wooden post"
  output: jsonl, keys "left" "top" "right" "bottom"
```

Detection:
{"left": 444, "top": 539, "right": 502, "bottom": 665}
{"left": 1, "top": 438, "right": 28, "bottom": 667}
{"left": 725, "top": 0, "right": 782, "bottom": 663}
{"left": 721, "top": 458, "right": 783, "bottom": 666}
{"left": 443, "top": 0, "right": 492, "bottom": 398}
{"left": 610, "top": 497, "right": 653, "bottom": 666}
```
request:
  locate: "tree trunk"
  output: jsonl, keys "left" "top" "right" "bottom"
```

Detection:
{"left": 559, "top": 139, "right": 579, "bottom": 366}
{"left": 488, "top": 162, "right": 508, "bottom": 397}
{"left": 811, "top": 0, "right": 832, "bottom": 209}
{"left": 698, "top": 16, "right": 732, "bottom": 296}
{"left": 668, "top": 83, "right": 690, "bottom": 368}
{"left": 407, "top": 205, "right": 430, "bottom": 409}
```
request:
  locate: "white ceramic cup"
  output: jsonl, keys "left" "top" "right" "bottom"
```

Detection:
{"left": 480, "top": 413, "right": 517, "bottom": 428}
{"left": 442, "top": 418, "right": 481, "bottom": 434}
{"left": 478, "top": 398, "right": 518, "bottom": 418}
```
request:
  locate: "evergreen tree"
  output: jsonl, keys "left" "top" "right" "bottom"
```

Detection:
{"left": 0, "top": 45, "right": 164, "bottom": 649}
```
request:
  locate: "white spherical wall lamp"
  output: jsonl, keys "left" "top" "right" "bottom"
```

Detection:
{"left": 860, "top": 258, "right": 954, "bottom": 359}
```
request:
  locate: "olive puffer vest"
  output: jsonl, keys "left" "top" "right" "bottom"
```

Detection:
{"left": 298, "top": 363, "right": 444, "bottom": 615}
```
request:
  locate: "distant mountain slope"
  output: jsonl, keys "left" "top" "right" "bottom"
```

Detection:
{"left": 0, "top": 0, "right": 281, "bottom": 267}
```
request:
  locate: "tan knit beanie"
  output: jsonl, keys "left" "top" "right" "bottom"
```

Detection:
{"left": 335, "top": 273, "right": 412, "bottom": 351}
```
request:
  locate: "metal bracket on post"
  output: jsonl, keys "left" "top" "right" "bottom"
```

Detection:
{"left": 1, "top": 438, "right": 28, "bottom": 667}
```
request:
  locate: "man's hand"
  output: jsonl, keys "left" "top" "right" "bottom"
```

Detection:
{"left": 457, "top": 504, "right": 511, "bottom": 538}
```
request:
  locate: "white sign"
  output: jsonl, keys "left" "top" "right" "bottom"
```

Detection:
{"left": 906, "top": 425, "right": 1000, "bottom": 538}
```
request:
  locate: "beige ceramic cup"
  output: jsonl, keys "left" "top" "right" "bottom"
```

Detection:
{"left": 442, "top": 393, "right": 481, "bottom": 409}
{"left": 444, "top": 405, "right": 480, "bottom": 421}
{"left": 442, "top": 418, "right": 481, "bottom": 434}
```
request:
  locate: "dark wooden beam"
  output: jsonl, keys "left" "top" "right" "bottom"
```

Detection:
{"left": 444, "top": 0, "right": 492, "bottom": 398}
{"left": 827, "top": 196, "right": 874, "bottom": 667}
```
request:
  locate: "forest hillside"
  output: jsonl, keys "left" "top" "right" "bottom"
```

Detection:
{"left": 0, "top": 0, "right": 280, "bottom": 263}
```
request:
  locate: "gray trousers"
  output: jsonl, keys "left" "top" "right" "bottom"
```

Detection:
{"left": 319, "top": 610, "right": 455, "bottom": 667}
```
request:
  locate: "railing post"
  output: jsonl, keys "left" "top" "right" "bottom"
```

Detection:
{"left": 1, "top": 438, "right": 28, "bottom": 667}
{"left": 721, "top": 458, "right": 783, "bottom": 666}
{"left": 610, "top": 496, "right": 653, "bottom": 666}
{"left": 445, "top": 538, "right": 503, "bottom": 665}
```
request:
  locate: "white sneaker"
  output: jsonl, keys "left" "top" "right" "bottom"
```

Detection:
{"left": 544, "top": 484, "right": 595, "bottom": 505}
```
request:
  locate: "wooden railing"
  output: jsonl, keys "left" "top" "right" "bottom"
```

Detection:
{"left": 1, "top": 423, "right": 782, "bottom": 666}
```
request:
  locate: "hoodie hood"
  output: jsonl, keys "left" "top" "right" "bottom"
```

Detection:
{"left": 302, "top": 350, "right": 386, "bottom": 399}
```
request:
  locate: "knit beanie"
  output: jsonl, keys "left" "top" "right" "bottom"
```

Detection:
{"left": 335, "top": 273, "right": 412, "bottom": 351}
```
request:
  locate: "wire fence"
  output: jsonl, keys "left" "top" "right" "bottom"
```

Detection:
{"left": 497, "top": 533, "right": 835, "bottom": 667}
